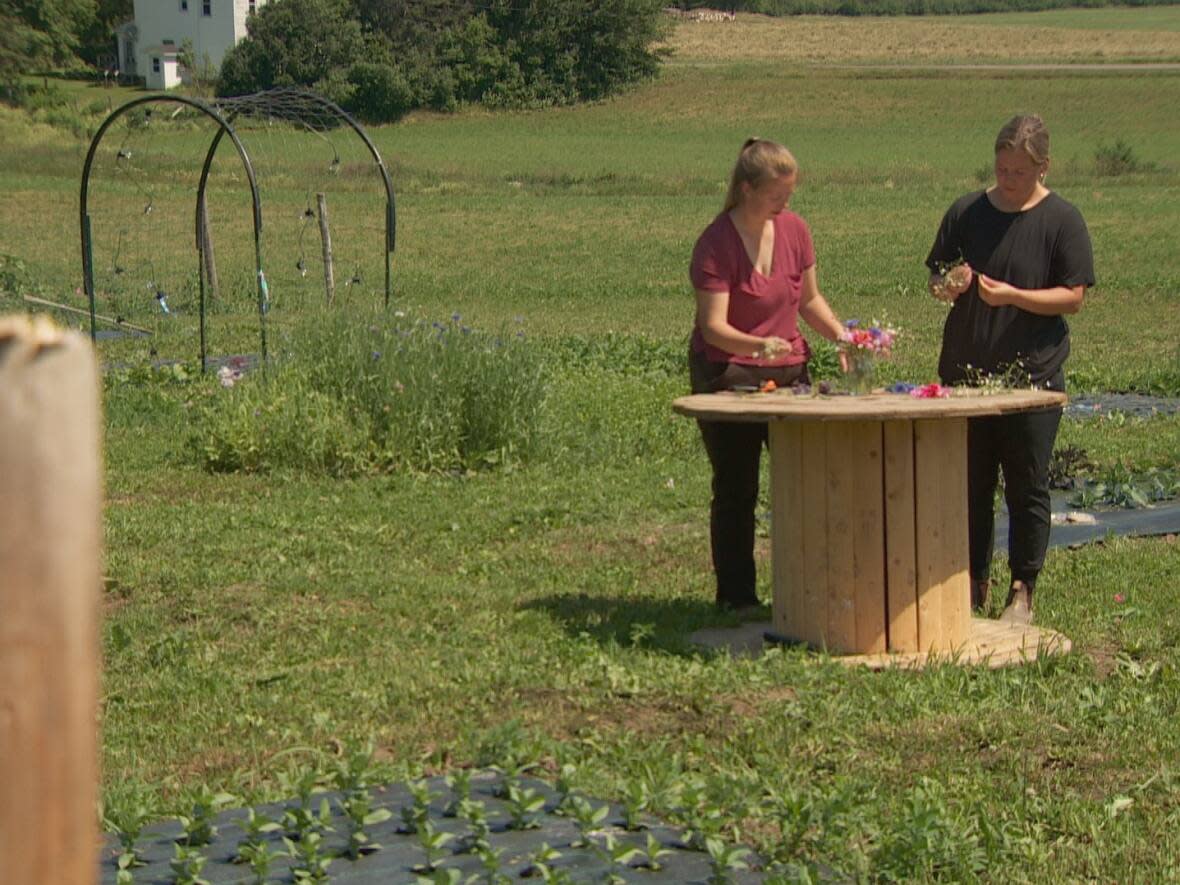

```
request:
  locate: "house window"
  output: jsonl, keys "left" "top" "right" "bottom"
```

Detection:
{"left": 179, "top": 0, "right": 187, "bottom": 10}
{"left": 248, "top": 0, "right": 256, "bottom": 12}
{"left": 202, "top": 0, "right": 211, "bottom": 16}
{"left": 151, "top": 57, "right": 161, "bottom": 74}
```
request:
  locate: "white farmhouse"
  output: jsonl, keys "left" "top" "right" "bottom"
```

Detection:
{"left": 116, "top": 0, "right": 274, "bottom": 90}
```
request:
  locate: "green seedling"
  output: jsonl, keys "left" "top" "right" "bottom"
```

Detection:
{"left": 169, "top": 843, "right": 210, "bottom": 885}
{"left": 178, "top": 786, "right": 235, "bottom": 847}
{"left": 504, "top": 781, "right": 545, "bottom": 830}
{"left": 236, "top": 840, "right": 284, "bottom": 884}
{"left": 284, "top": 830, "right": 333, "bottom": 883}
{"left": 233, "top": 807, "right": 281, "bottom": 860}
{"left": 705, "top": 836, "right": 751, "bottom": 885}
{"left": 568, "top": 796, "right": 610, "bottom": 848}
{"left": 553, "top": 764, "right": 578, "bottom": 816}
{"left": 637, "top": 832, "right": 673, "bottom": 871}
{"left": 477, "top": 845, "right": 510, "bottom": 884}
{"left": 490, "top": 760, "right": 536, "bottom": 798}
{"left": 282, "top": 796, "right": 334, "bottom": 840}
{"left": 401, "top": 778, "right": 436, "bottom": 834}
{"left": 620, "top": 780, "right": 651, "bottom": 831}
{"left": 413, "top": 819, "right": 456, "bottom": 872}
{"left": 334, "top": 744, "right": 378, "bottom": 796}
{"left": 340, "top": 789, "right": 394, "bottom": 859}
{"left": 115, "top": 851, "right": 136, "bottom": 885}
{"left": 591, "top": 832, "right": 641, "bottom": 884}
{"left": 104, "top": 792, "right": 155, "bottom": 865}
{"left": 522, "top": 842, "right": 563, "bottom": 882}
{"left": 444, "top": 769, "right": 473, "bottom": 817}
{"left": 457, "top": 798, "right": 491, "bottom": 854}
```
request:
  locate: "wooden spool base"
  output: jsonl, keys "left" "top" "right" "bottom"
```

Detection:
{"left": 830, "top": 617, "right": 1071, "bottom": 670}
{"left": 692, "top": 617, "right": 1072, "bottom": 669}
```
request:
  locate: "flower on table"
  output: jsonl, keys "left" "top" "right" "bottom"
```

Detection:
{"left": 840, "top": 318, "right": 898, "bottom": 358}
{"left": 759, "top": 379, "right": 777, "bottom": 393}
{"left": 910, "top": 383, "right": 950, "bottom": 399}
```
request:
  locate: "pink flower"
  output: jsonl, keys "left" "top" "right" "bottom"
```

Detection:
{"left": 1114, "top": 593, "right": 1125, "bottom": 604}
{"left": 910, "top": 383, "right": 950, "bottom": 399}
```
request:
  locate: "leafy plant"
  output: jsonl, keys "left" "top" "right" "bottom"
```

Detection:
{"left": 568, "top": 796, "right": 610, "bottom": 848}
{"left": 522, "top": 842, "right": 565, "bottom": 882}
{"left": 444, "top": 768, "right": 473, "bottom": 817}
{"left": 590, "top": 832, "right": 642, "bottom": 884}
{"left": 457, "top": 798, "right": 492, "bottom": 854}
{"left": 504, "top": 780, "right": 545, "bottom": 830}
{"left": 339, "top": 788, "right": 394, "bottom": 859}
{"left": 414, "top": 819, "right": 456, "bottom": 873}
{"left": 284, "top": 829, "right": 333, "bottom": 883}
{"left": 553, "top": 763, "right": 579, "bottom": 816}
{"left": 477, "top": 844, "right": 509, "bottom": 884}
{"left": 705, "top": 836, "right": 751, "bottom": 885}
{"left": 635, "top": 832, "right": 673, "bottom": 872}
{"left": 620, "top": 780, "right": 651, "bottom": 831}
{"left": 235, "top": 840, "right": 284, "bottom": 884}
{"left": 233, "top": 807, "right": 281, "bottom": 861}
{"left": 103, "top": 790, "right": 155, "bottom": 865}
{"left": 178, "top": 786, "right": 235, "bottom": 847}
{"left": 401, "top": 778, "right": 436, "bottom": 834}
{"left": 169, "top": 843, "right": 210, "bottom": 885}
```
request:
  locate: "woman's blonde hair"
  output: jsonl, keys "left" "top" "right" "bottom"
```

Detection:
{"left": 995, "top": 114, "right": 1050, "bottom": 166}
{"left": 722, "top": 138, "right": 798, "bottom": 212}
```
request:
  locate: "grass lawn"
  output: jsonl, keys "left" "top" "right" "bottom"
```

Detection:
{"left": 4, "top": 8, "right": 1180, "bottom": 880}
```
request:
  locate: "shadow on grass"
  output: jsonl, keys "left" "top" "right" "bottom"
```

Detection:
{"left": 521, "top": 592, "right": 770, "bottom": 655}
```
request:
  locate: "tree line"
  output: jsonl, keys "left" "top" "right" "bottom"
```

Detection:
{"left": 217, "top": 0, "right": 669, "bottom": 122}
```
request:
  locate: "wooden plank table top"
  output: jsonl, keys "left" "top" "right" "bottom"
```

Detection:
{"left": 672, "top": 388, "right": 1067, "bottom": 422}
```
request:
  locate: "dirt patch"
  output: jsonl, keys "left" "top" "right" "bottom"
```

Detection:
{"left": 515, "top": 685, "right": 797, "bottom": 745}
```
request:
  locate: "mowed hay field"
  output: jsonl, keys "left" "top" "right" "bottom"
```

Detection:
{"left": 663, "top": 5, "right": 1180, "bottom": 63}
{"left": 3, "top": 9, "right": 1180, "bottom": 882}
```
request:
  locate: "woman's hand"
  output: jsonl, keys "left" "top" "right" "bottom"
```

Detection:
{"left": 755, "top": 336, "right": 791, "bottom": 360}
{"left": 930, "top": 263, "right": 973, "bottom": 303}
{"left": 977, "top": 273, "right": 1018, "bottom": 306}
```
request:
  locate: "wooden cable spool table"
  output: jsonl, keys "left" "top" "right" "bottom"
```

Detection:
{"left": 673, "top": 388, "right": 1073, "bottom": 667}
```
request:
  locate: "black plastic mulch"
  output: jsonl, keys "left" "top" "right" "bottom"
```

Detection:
{"left": 98, "top": 773, "right": 805, "bottom": 884}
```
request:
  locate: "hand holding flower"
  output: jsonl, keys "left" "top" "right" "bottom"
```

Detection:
{"left": 977, "top": 273, "right": 1017, "bottom": 306}
{"left": 931, "top": 262, "right": 973, "bottom": 303}
{"left": 754, "top": 336, "right": 791, "bottom": 360}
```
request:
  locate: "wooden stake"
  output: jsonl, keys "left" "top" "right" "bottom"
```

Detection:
{"left": 317, "top": 192, "right": 335, "bottom": 307}
{"left": 0, "top": 316, "right": 101, "bottom": 884}
{"left": 199, "top": 192, "right": 219, "bottom": 300}
{"left": 21, "top": 294, "right": 152, "bottom": 335}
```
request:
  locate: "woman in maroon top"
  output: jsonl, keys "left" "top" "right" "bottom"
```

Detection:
{"left": 689, "top": 138, "right": 848, "bottom": 612}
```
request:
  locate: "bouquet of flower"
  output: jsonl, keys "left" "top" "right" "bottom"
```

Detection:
{"left": 839, "top": 319, "right": 898, "bottom": 394}
{"left": 840, "top": 319, "right": 897, "bottom": 358}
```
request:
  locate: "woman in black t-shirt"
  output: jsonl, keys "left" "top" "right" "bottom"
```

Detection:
{"left": 926, "top": 114, "right": 1095, "bottom": 624}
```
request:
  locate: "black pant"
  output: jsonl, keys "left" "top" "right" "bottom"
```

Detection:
{"left": 967, "top": 406, "right": 1062, "bottom": 588}
{"left": 689, "top": 348, "right": 808, "bottom": 607}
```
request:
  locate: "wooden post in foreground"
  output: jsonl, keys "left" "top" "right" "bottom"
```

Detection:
{"left": 317, "top": 193, "right": 335, "bottom": 307}
{"left": 0, "top": 316, "right": 101, "bottom": 883}
{"left": 199, "top": 193, "right": 220, "bottom": 300}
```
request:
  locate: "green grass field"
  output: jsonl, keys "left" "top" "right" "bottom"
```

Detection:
{"left": 5, "top": 9, "right": 1180, "bottom": 880}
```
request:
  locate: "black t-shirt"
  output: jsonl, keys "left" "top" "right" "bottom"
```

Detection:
{"left": 926, "top": 190, "right": 1095, "bottom": 388}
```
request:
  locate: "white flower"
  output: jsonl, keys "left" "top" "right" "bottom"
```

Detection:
{"left": 217, "top": 366, "right": 241, "bottom": 388}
